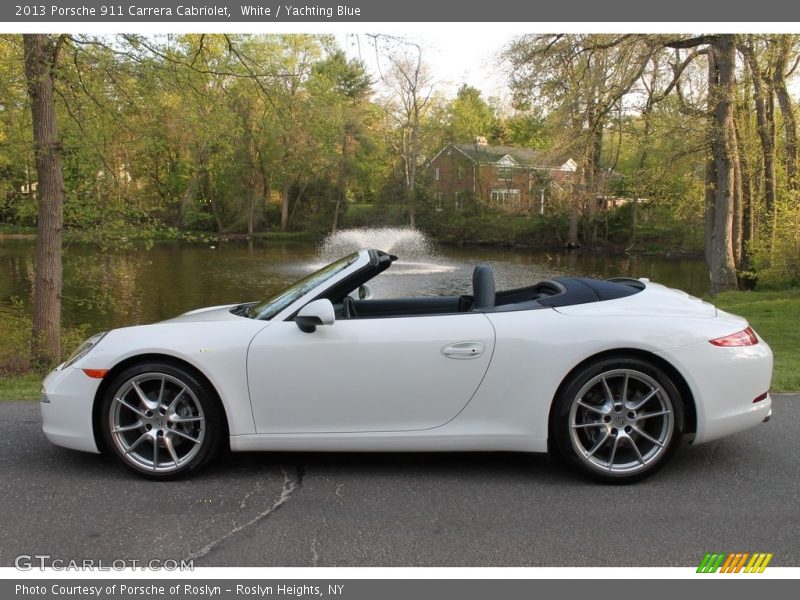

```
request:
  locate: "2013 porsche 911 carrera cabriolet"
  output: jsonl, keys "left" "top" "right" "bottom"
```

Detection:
{"left": 41, "top": 249, "right": 773, "bottom": 482}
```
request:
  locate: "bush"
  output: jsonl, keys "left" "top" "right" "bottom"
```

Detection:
{"left": 749, "top": 202, "right": 800, "bottom": 289}
{"left": 0, "top": 299, "right": 88, "bottom": 376}
{"left": 0, "top": 301, "right": 32, "bottom": 376}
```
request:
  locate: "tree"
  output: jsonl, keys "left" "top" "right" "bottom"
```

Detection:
{"left": 504, "top": 34, "right": 655, "bottom": 247}
{"left": 706, "top": 36, "right": 741, "bottom": 293}
{"left": 738, "top": 36, "right": 777, "bottom": 250}
{"left": 312, "top": 51, "right": 373, "bottom": 232}
{"left": 23, "top": 34, "right": 67, "bottom": 367}
{"left": 445, "top": 85, "right": 497, "bottom": 143}
{"left": 665, "top": 35, "right": 740, "bottom": 293}
{"left": 377, "top": 38, "right": 435, "bottom": 228}
{"left": 772, "top": 35, "right": 799, "bottom": 191}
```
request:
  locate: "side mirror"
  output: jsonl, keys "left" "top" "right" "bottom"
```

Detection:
{"left": 358, "top": 283, "right": 374, "bottom": 300}
{"left": 295, "top": 299, "right": 335, "bottom": 333}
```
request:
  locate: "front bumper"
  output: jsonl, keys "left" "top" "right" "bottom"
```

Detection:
{"left": 40, "top": 365, "right": 101, "bottom": 454}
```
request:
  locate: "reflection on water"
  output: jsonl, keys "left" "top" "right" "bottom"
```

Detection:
{"left": 0, "top": 235, "right": 708, "bottom": 331}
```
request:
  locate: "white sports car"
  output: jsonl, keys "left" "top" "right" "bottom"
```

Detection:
{"left": 41, "top": 249, "right": 773, "bottom": 482}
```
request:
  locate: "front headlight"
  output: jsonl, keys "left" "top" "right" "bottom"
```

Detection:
{"left": 63, "top": 332, "right": 107, "bottom": 368}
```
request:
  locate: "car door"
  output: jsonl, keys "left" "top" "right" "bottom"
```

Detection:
{"left": 246, "top": 313, "right": 495, "bottom": 433}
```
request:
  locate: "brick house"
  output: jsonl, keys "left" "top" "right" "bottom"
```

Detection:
{"left": 428, "top": 139, "right": 576, "bottom": 214}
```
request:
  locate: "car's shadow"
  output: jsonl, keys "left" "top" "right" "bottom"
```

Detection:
{"left": 28, "top": 430, "right": 768, "bottom": 489}
{"left": 216, "top": 448, "right": 563, "bottom": 478}
{"left": 42, "top": 444, "right": 574, "bottom": 484}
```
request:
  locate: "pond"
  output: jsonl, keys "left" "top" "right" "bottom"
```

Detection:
{"left": 0, "top": 229, "right": 708, "bottom": 332}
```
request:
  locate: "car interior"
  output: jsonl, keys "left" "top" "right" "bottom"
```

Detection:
{"left": 330, "top": 264, "right": 644, "bottom": 320}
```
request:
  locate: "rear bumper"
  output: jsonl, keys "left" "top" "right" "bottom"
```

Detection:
{"left": 658, "top": 340, "right": 773, "bottom": 445}
{"left": 40, "top": 365, "right": 101, "bottom": 454}
{"left": 693, "top": 394, "right": 772, "bottom": 444}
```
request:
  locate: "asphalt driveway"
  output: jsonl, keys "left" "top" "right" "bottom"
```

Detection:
{"left": 0, "top": 395, "right": 797, "bottom": 567}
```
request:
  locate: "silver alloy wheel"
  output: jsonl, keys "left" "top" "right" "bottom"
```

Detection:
{"left": 568, "top": 368, "right": 674, "bottom": 476}
{"left": 108, "top": 372, "right": 206, "bottom": 474}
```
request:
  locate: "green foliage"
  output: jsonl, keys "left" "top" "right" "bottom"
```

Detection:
{"left": 0, "top": 300, "right": 32, "bottom": 375}
{"left": 749, "top": 199, "right": 800, "bottom": 288}
{"left": 444, "top": 85, "right": 498, "bottom": 143}
{"left": 503, "top": 110, "right": 548, "bottom": 148}
{"left": 0, "top": 223, "right": 36, "bottom": 235}
{"left": 418, "top": 207, "right": 567, "bottom": 247}
{"left": 604, "top": 202, "right": 704, "bottom": 252}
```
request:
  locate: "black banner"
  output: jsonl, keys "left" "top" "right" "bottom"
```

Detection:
{"left": 2, "top": 0, "right": 798, "bottom": 22}
{"left": 6, "top": 579, "right": 799, "bottom": 600}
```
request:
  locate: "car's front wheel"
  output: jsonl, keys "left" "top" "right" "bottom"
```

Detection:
{"left": 100, "top": 362, "right": 222, "bottom": 478}
{"left": 551, "top": 357, "right": 684, "bottom": 483}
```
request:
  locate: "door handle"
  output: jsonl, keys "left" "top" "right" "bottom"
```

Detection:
{"left": 441, "top": 341, "right": 485, "bottom": 359}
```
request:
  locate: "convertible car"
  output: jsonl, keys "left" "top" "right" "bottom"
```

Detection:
{"left": 41, "top": 249, "right": 773, "bottom": 482}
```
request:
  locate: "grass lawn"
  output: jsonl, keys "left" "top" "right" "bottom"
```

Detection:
{"left": 0, "top": 373, "right": 41, "bottom": 402}
{"left": 713, "top": 288, "right": 800, "bottom": 392}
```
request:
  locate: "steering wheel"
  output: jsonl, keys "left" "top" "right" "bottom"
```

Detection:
{"left": 343, "top": 296, "right": 358, "bottom": 319}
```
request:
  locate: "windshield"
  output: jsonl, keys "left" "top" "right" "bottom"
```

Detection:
{"left": 247, "top": 253, "right": 359, "bottom": 320}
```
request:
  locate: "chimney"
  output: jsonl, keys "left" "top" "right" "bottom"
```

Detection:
{"left": 474, "top": 136, "right": 488, "bottom": 146}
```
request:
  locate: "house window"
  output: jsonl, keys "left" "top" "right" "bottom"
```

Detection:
{"left": 497, "top": 166, "right": 513, "bottom": 180}
{"left": 455, "top": 192, "right": 467, "bottom": 212}
{"left": 434, "top": 167, "right": 440, "bottom": 181}
{"left": 458, "top": 166, "right": 465, "bottom": 180}
{"left": 491, "top": 189, "right": 521, "bottom": 205}
{"left": 435, "top": 192, "right": 443, "bottom": 212}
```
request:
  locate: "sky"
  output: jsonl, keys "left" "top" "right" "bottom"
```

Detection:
{"left": 336, "top": 32, "right": 514, "bottom": 100}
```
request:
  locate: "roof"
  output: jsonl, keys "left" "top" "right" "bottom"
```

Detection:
{"left": 452, "top": 143, "right": 566, "bottom": 168}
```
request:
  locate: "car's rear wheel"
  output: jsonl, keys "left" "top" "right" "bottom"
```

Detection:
{"left": 552, "top": 357, "right": 684, "bottom": 483}
{"left": 100, "top": 362, "right": 222, "bottom": 479}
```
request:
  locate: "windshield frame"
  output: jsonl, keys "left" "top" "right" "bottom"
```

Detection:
{"left": 248, "top": 252, "right": 361, "bottom": 320}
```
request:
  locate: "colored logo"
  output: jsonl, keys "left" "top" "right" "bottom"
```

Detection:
{"left": 697, "top": 552, "right": 773, "bottom": 573}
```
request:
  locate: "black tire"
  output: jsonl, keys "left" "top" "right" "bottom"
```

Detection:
{"left": 100, "top": 361, "right": 223, "bottom": 479}
{"left": 551, "top": 356, "right": 684, "bottom": 483}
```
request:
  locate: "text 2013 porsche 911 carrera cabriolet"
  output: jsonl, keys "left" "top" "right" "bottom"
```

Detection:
{"left": 40, "top": 249, "right": 773, "bottom": 482}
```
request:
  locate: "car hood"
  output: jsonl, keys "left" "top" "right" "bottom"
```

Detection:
{"left": 161, "top": 304, "right": 248, "bottom": 323}
{"left": 554, "top": 281, "right": 718, "bottom": 319}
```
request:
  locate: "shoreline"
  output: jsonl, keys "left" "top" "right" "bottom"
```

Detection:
{"left": 0, "top": 228, "right": 704, "bottom": 259}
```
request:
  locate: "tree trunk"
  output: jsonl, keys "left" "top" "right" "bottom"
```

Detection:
{"left": 281, "top": 180, "right": 291, "bottom": 231}
{"left": 332, "top": 134, "right": 348, "bottom": 233}
{"left": 731, "top": 117, "right": 744, "bottom": 270}
{"left": 708, "top": 36, "right": 739, "bottom": 295}
{"left": 773, "top": 35, "right": 799, "bottom": 190}
{"left": 408, "top": 118, "right": 419, "bottom": 229}
{"left": 23, "top": 34, "right": 66, "bottom": 368}
{"left": 280, "top": 139, "right": 292, "bottom": 231}
{"left": 631, "top": 108, "right": 653, "bottom": 249}
{"left": 704, "top": 156, "right": 715, "bottom": 267}
{"left": 201, "top": 164, "right": 223, "bottom": 233}
{"left": 735, "top": 110, "right": 754, "bottom": 274}
{"left": 246, "top": 154, "right": 259, "bottom": 237}
{"left": 288, "top": 180, "right": 310, "bottom": 229}
{"left": 566, "top": 168, "right": 582, "bottom": 249}
{"left": 242, "top": 106, "right": 259, "bottom": 237}
{"left": 247, "top": 178, "right": 257, "bottom": 236}
{"left": 741, "top": 41, "right": 777, "bottom": 239}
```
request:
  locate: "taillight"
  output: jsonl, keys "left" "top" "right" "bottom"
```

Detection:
{"left": 709, "top": 326, "right": 758, "bottom": 347}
